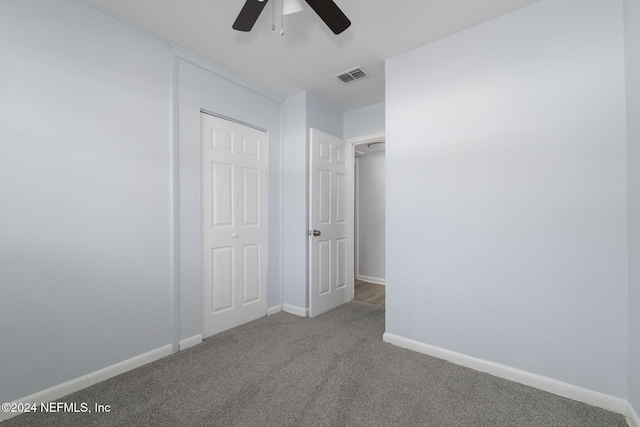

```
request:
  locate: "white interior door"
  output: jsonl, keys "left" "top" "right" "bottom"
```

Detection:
{"left": 308, "top": 128, "right": 354, "bottom": 317}
{"left": 201, "top": 113, "right": 267, "bottom": 338}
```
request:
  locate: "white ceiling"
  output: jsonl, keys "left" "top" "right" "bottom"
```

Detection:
{"left": 77, "top": 0, "right": 542, "bottom": 112}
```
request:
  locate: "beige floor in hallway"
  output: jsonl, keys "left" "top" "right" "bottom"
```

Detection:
{"left": 354, "top": 279, "right": 385, "bottom": 307}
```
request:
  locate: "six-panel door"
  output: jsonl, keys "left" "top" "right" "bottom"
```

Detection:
{"left": 308, "top": 128, "right": 354, "bottom": 317}
{"left": 201, "top": 113, "right": 267, "bottom": 338}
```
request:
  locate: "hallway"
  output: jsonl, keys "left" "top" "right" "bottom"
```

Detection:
{"left": 354, "top": 280, "right": 385, "bottom": 307}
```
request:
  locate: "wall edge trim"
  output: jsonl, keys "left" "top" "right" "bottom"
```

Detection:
{"left": 628, "top": 401, "right": 640, "bottom": 427}
{"left": 267, "top": 305, "right": 283, "bottom": 316}
{"left": 382, "top": 333, "right": 627, "bottom": 414}
{"left": 282, "top": 304, "right": 308, "bottom": 317}
{"left": 357, "top": 275, "right": 386, "bottom": 286}
{"left": 179, "top": 334, "right": 203, "bottom": 351}
{"left": 0, "top": 344, "right": 173, "bottom": 422}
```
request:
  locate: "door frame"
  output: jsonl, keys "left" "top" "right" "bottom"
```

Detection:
{"left": 306, "top": 130, "right": 386, "bottom": 316}
{"left": 348, "top": 132, "right": 386, "bottom": 287}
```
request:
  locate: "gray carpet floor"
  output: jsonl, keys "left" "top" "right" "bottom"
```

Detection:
{"left": 3, "top": 302, "right": 628, "bottom": 426}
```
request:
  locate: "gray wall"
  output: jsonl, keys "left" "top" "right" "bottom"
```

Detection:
{"left": 386, "top": 0, "right": 628, "bottom": 397}
{"left": 344, "top": 102, "right": 385, "bottom": 140}
{"left": 0, "top": 0, "right": 172, "bottom": 402}
{"left": 357, "top": 152, "right": 386, "bottom": 282}
{"left": 626, "top": 0, "right": 640, "bottom": 413}
{"left": 307, "top": 92, "right": 344, "bottom": 140}
{"left": 282, "top": 93, "right": 308, "bottom": 309}
{"left": 0, "top": 0, "right": 284, "bottom": 404}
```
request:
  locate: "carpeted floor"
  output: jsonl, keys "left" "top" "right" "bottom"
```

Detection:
{"left": 3, "top": 302, "right": 628, "bottom": 426}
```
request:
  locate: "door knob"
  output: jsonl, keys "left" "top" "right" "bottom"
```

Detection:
{"left": 312, "top": 230, "right": 321, "bottom": 236}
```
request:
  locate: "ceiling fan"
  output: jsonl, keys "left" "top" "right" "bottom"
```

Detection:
{"left": 233, "top": 0, "right": 351, "bottom": 35}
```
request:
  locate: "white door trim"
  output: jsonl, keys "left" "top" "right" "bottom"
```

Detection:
{"left": 347, "top": 132, "right": 386, "bottom": 146}
{"left": 201, "top": 109, "right": 269, "bottom": 133}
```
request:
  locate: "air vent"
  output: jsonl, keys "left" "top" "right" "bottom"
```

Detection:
{"left": 335, "top": 67, "right": 368, "bottom": 84}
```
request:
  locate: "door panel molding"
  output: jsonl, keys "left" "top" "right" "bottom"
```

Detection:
{"left": 201, "top": 112, "right": 268, "bottom": 337}
{"left": 308, "top": 129, "right": 354, "bottom": 317}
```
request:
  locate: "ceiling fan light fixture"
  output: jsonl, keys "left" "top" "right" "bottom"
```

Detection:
{"left": 233, "top": 0, "right": 350, "bottom": 34}
{"left": 283, "top": 0, "right": 304, "bottom": 15}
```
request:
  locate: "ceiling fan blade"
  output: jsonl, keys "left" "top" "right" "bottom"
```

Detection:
{"left": 233, "top": 0, "right": 270, "bottom": 32}
{"left": 304, "top": 0, "right": 351, "bottom": 34}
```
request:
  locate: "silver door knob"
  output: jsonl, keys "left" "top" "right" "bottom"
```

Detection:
{"left": 312, "top": 230, "right": 321, "bottom": 236}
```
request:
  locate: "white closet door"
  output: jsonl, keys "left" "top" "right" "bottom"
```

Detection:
{"left": 201, "top": 113, "right": 267, "bottom": 338}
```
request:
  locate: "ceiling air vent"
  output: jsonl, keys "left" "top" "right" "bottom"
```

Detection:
{"left": 336, "top": 67, "right": 368, "bottom": 84}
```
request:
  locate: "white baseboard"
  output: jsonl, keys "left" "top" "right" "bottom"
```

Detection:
{"left": 282, "top": 303, "right": 308, "bottom": 317}
{"left": 357, "top": 275, "right": 386, "bottom": 286}
{"left": 267, "top": 305, "right": 282, "bottom": 316}
{"left": 383, "top": 333, "right": 627, "bottom": 415}
{"left": 179, "top": 334, "right": 202, "bottom": 351}
{"left": 0, "top": 344, "right": 173, "bottom": 422}
{"left": 628, "top": 401, "right": 640, "bottom": 427}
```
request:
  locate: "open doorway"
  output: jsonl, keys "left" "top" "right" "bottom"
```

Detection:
{"left": 353, "top": 134, "right": 386, "bottom": 307}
